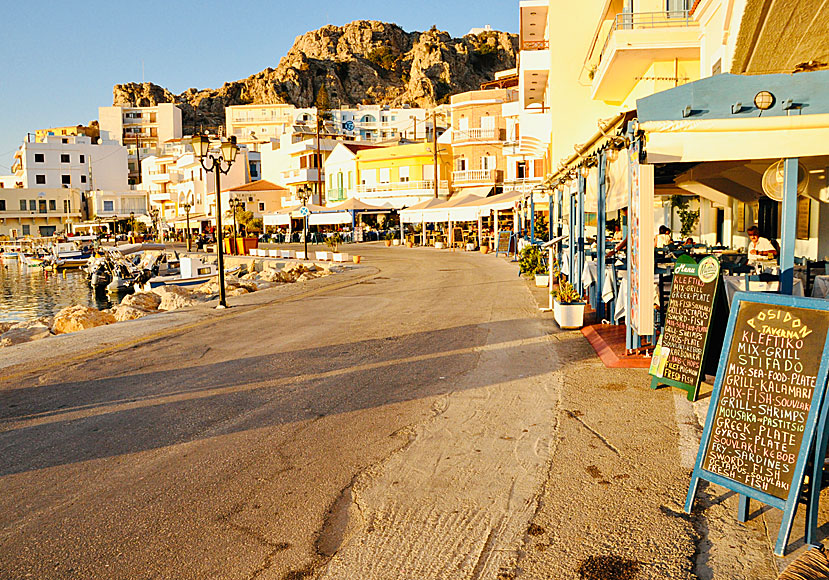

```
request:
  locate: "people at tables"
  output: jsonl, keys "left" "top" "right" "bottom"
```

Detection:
{"left": 683, "top": 237, "right": 695, "bottom": 247}
{"left": 611, "top": 223, "right": 624, "bottom": 241}
{"left": 746, "top": 226, "right": 778, "bottom": 262}
{"left": 654, "top": 225, "right": 673, "bottom": 248}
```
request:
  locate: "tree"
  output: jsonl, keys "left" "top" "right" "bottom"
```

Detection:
{"left": 315, "top": 84, "right": 333, "bottom": 121}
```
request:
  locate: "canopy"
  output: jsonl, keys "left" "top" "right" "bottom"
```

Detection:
{"left": 308, "top": 212, "right": 353, "bottom": 225}
{"left": 399, "top": 198, "right": 447, "bottom": 223}
{"left": 326, "top": 198, "right": 390, "bottom": 212}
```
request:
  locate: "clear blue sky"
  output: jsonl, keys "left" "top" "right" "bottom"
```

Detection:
{"left": 0, "top": 0, "right": 517, "bottom": 173}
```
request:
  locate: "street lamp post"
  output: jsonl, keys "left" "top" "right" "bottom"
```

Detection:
{"left": 183, "top": 203, "right": 192, "bottom": 252}
{"left": 297, "top": 184, "right": 312, "bottom": 258}
{"left": 191, "top": 134, "right": 238, "bottom": 309}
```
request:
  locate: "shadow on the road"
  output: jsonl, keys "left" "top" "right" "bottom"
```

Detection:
{"left": 0, "top": 318, "right": 594, "bottom": 477}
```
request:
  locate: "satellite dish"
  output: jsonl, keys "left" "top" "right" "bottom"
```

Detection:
{"left": 761, "top": 160, "right": 808, "bottom": 201}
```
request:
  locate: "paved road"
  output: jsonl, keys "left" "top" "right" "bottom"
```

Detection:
{"left": 0, "top": 245, "right": 564, "bottom": 579}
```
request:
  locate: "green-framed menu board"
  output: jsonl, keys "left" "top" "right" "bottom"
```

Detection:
{"left": 650, "top": 255, "right": 727, "bottom": 401}
{"left": 685, "top": 292, "right": 829, "bottom": 556}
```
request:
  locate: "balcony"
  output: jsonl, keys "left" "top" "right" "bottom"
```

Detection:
{"left": 452, "top": 169, "right": 502, "bottom": 184}
{"left": 149, "top": 192, "right": 172, "bottom": 203}
{"left": 354, "top": 180, "right": 449, "bottom": 198}
{"left": 591, "top": 11, "right": 700, "bottom": 102}
{"left": 281, "top": 167, "right": 322, "bottom": 185}
{"left": 452, "top": 128, "right": 504, "bottom": 143}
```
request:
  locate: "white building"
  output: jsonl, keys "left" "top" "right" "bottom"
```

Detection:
{"left": 259, "top": 127, "right": 340, "bottom": 205}
{"left": 141, "top": 139, "right": 249, "bottom": 231}
{"left": 99, "top": 103, "right": 182, "bottom": 184}
{"left": 1, "top": 134, "right": 128, "bottom": 192}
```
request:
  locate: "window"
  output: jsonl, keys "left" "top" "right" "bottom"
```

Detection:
{"left": 61, "top": 175, "right": 71, "bottom": 185}
{"left": 61, "top": 154, "right": 70, "bottom": 163}
{"left": 22, "top": 225, "right": 30, "bottom": 236}
{"left": 29, "top": 200, "right": 36, "bottom": 211}
{"left": 34, "top": 153, "right": 44, "bottom": 163}
{"left": 259, "top": 202, "right": 265, "bottom": 211}
{"left": 64, "top": 200, "right": 71, "bottom": 213}
{"left": 481, "top": 156, "right": 496, "bottom": 171}
{"left": 62, "top": 138, "right": 68, "bottom": 144}
{"left": 103, "top": 201, "right": 114, "bottom": 212}
{"left": 0, "top": 200, "right": 5, "bottom": 211}
{"left": 35, "top": 174, "right": 46, "bottom": 185}
{"left": 399, "top": 166, "right": 410, "bottom": 182}
{"left": 49, "top": 200, "right": 56, "bottom": 211}
{"left": 80, "top": 154, "right": 85, "bottom": 163}
{"left": 20, "top": 200, "right": 26, "bottom": 211}
{"left": 379, "top": 168, "right": 390, "bottom": 183}
{"left": 80, "top": 175, "right": 87, "bottom": 183}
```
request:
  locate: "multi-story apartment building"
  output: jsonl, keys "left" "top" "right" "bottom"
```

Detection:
{"left": 352, "top": 142, "right": 452, "bottom": 209}
{"left": 449, "top": 88, "right": 516, "bottom": 196}
{"left": 141, "top": 139, "right": 248, "bottom": 232}
{"left": 323, "top": 143, "right": 384, "bottom": 204}
{"left": 226, "top": 103, "right": 433, "bottom": 151}
{"left": 99, "top": 104, "right": 183, "bottom": 185}
{"left": 1, "top": 134, "right": 128, "bottom": 192}
{"left": 0, "top": 188, "right": 83, "bottom": 238}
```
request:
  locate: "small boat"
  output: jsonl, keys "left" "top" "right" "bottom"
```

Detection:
{"left": 136, "top": 255, "right": 239, "bottom": 291}
{"left": 51, "top": 239, "right": 94, "bottom": 269}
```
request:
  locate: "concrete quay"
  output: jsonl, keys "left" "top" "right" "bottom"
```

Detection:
{"left": 0, "top": 242, "right": 818, "bottom": 579}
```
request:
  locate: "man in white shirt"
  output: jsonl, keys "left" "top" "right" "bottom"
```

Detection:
{"left": 746, "top": 226, "right": 777, "bottom": 262}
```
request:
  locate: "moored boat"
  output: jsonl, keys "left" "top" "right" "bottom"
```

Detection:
{"left": 136, "top": 255, "right": 239, "bottom": 291}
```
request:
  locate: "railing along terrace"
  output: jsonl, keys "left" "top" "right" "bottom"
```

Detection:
{"left": 453, "top": 128, "right": 502, "bottom": 142}
{"left": 452, "top": 169, "right": 499, "bottom": 183}
{"left": 355, "top": 180, "right": 448, "bottom": 194}
{"left": 599, "top": 10, "right": 693, "bottom": 65}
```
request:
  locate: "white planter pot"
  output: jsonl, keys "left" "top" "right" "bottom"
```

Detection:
{"left": 268, "top": 249, "right": 279, "bottom": 258}
{"left": 435, "top": 242, "right": 445, "bottom": 249}
{"left": 282, "top": 250, "right": 295, "bottom": 259}
{"left": 554, "top": 300, "right": 585, "bottom": 329}
{"left": 535, "top": 274, "right": 550, "bottom": 287}
{"left": 392, "top": 239, "right": 401, "bottom": 246}
{"left": 315, "top": 251, "right": 332, "bottom": 261}
{"left": 295, "top": 251, "right": 307, "bottom": 260}
{"left": 332, "top": 252, "right": 349, "bottom": 262}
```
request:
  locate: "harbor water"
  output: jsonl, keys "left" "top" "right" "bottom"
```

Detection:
{"left": 0, "top": 258, "right": 124, "bottom": 323}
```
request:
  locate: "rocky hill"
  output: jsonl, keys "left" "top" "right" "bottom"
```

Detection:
{"left": 113, "top": 21, "right": 518, "bottom": 134}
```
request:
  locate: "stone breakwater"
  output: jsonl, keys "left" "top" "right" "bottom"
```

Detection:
{"left": 0, "top": 261, "right": 335, "bottom": 348}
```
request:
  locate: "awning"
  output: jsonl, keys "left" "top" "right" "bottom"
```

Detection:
{"left": 308, "top": 212, "right": 353, "bottom": 226}
{"left": 641, "top": 114, "right": 829, "bottom": 164}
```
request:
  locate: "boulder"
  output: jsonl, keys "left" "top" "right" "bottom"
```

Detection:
{"left": 154, "top": 286, "right": 200, "bottom": 311}
{"left": 237, "top": 281, "right": 259, "bottom": 292}
{"left": 0, "top": 322, "right": 15, "bottom": 335}
{"left": 227, "top": 287, "right": 250, "bottom": 296}
{"left": 113, "top": 305, "right": 154, "bottom": 322}
{"left": 0, "top": 323, "right": 52, "bottom": 347}
{"left": 53, "top": 305, "right": 116, "bottom": 335}
{"left": 121, "top": 291, "right": 162, "bottom": 311}
{"left": 259, "top": 270, "right": 283, "bottom": 283}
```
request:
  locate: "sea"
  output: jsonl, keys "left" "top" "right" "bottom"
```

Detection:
{"left": 0, "top": 257, "right": 125, "bottom": 323}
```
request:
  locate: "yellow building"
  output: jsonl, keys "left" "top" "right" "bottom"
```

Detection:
{"left": 0, "top": 188, "right": 84, "bottom": 239}
{"left": 35, "top": 125, "right": 99, "bottom": 143}
{"left": 353, "top": 142, "right": 452, "bottom": 209}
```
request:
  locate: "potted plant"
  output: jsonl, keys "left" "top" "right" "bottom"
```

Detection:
{"left": 383, "top": 232, "right": 394, "bottom": 247}
{"left": 552, "top": 279, "right": 586, "bottom": 329}
{"left": 325, "top": 233, "right": 349, "bottom": 262}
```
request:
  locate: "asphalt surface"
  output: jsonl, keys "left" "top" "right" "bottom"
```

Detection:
{"left": 3, "top": 243, "right": 790, "bottom": 579}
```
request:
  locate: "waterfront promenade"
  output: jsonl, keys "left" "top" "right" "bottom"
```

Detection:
{"left": 0, "top": 244, "right": 791, "bottom": 579}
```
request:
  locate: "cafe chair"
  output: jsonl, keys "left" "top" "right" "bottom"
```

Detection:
{"left": 777, "top": 544, "right": 829, "bottom": 580}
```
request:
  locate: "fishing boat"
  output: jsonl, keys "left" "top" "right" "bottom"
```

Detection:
{"left": 136, "top": 255, "right": 239, "bottom": 291}
{"left": 51, "top": 238, "right": 95, "bottom": 269}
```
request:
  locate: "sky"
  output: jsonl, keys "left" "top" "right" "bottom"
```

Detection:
{"left": 0, "top": 0, "right": 517, "bottom": 174}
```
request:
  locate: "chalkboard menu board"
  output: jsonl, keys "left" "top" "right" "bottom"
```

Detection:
{"left": 685, "top": 292, "right": 829, "bottom": 556}
{"left": 495, "top": 231, "right": 512, "bottom": 256}
{"left": 650, "top": 255, "right": 726, "bottom": 401}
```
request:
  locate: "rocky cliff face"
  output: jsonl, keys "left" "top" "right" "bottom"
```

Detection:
{"left": 113, "top": 21, "right": 517, "bottom": 134}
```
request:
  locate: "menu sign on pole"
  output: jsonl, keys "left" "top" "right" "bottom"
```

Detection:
{"left": 650, "top": 255, "right": 726, "bottom": 401}
{"left": 685, "top": 292, "right": 829, "bottom": 556}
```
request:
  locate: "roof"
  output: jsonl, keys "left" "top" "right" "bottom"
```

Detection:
{"left": 223, "top": 180, "right": 289, "bottom": 193}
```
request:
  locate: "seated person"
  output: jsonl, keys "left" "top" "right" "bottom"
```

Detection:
{"left": 654, "top": 225, "right": 673, "bottom": 248}
{"left": 611, "top": 224, "right": 624, "bottom": 242}
{"left": 746, "top": 226, "right": 778, "bottom": 262}
{"left": 683, "top": 237, "right": 695, "bottom": 247}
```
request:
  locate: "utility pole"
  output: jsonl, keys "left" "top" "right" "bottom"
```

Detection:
{"left": 433, "top": 111, "right": 439, "bottom": 199}
{"left": 316, "top": 115, "right": 324, "bottom": 206}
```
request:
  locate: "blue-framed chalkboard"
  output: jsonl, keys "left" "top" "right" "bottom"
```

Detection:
{"left": 685, "top": 291, "right": 829, "bottom": 556}
{"left": 495, "top": 230, "right": 514, "bottom": 257}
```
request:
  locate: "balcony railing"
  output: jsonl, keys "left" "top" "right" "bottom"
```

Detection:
{"left": 521, "top": 40, "right": 549, "bottom": 50}
{"left": 599, "top": 10, "right": 693, "bottom": 64}
{"left": 354, "top": 180, "right": 448, "bottom": 196}
{"left": 453, "top": 128, "right": 504, "bottom": 142}
{"left": 452, "top": 169, "right": 501, "bottom": 183}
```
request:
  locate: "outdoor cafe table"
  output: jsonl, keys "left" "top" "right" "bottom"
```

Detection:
{"left": 813, "top": 275, "right": 829, "bottom": 299}
{"left": 723, "top": 275, "right": 805, "bottom": 306}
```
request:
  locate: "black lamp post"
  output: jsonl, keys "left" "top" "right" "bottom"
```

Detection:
{"left": 297, "top": 184, "right": 312, "bottom": 258}
{"left": 182, "top": 203, "right": 192, "bottom": 252}
{"left": 191, "top": 134, "right": 238, "bottom": 309}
